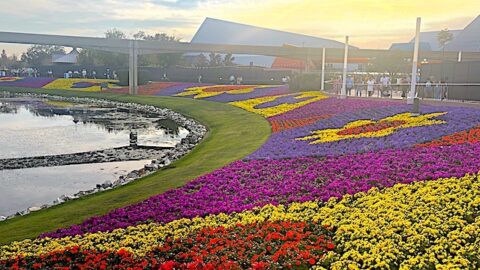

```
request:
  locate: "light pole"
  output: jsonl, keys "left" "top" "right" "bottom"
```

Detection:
{"left": 408, "top": 17, "right": 421, "bottom": 105}
{"left": 340, "top": 36, "right": 349, "bottom": 99}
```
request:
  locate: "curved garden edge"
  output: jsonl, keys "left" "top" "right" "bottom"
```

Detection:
{"left": 0, "top": 87, "right": 272, "bottom": 245}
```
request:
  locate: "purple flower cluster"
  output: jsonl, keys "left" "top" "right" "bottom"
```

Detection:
{"left": 250, "top": 105, "right": 480, "bottom": 159}
{"left": 41, "top": 141, "right": 480, "bottom": 238}
{"left": 0, "top": 77, "right": 55, "bottom": 88}
{"left": 154, "top": 83, "right": 211, "bottom": 96}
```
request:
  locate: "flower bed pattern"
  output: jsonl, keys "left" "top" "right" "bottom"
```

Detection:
{"left": 2, "top": 83, "right": 480, "bottom": 269}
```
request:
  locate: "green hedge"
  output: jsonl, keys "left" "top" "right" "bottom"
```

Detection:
{"left": 117, "top": 70, "right": 151, "bottom": 86}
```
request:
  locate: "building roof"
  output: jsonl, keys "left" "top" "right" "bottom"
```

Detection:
{"left": 390, "top": 42, "right": 433, "bottom": 51}
{"left": 52, "top": 48, "right": 79, "bottom": 64}
{"left": 408, "top": 30, "right": 462, "bottom": 51}
{"left": 445, "top": 15, "right": 480, "bottom": 52}
{"left": 191, "top": 18, "right": 346, "bottom": 48}
{"left": 191, "top": 18, "right": 350, "bottom": 67}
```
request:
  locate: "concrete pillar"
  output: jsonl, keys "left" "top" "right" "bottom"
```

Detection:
{"left": 408, "top": 17, "right": 421, "bottom": 105}
{"left": 321, "top": 48, "right": 326, "bottom": 91}
{"left": 458, "top": 51, "right": 462, "bottom": 62}
{"left": 129, "top": 40, "right": 138, "bottom": 95}
{"left": 340, "top": 36, "right": 349, "bottom": 99}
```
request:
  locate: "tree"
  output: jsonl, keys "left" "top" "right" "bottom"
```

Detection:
{"left": 437, "top": 29, "right": 453, "bottom": 81}
{"left": 437, "top": 29, "right": 454, "bottom": 50}
{"left": 77, "top": 29, "right": 128, "bottom": 68}
{"left": 208, "top": 52, "right": 222, "bottom": 67}
{"left": 223, "top": 53, "right": 235, "bottom": 66}
{"left": 133, "top": 31, "right": 182, "bottom": 68}
{"left": 21, "top": 45, "right": 65, "bottom": 66}
{"left": 0, "top": 50, "right": 7, "bottom": 67}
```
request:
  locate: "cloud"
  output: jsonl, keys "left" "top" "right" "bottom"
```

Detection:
{"left": 0, "top": 0, "right": 478, "bottom": 51}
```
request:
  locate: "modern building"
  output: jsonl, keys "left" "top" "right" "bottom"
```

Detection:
{"left": 189, "top": 17, "right": 354, "bottom": 69}
{"left": 389, "top": 15, "right": 479, "bottom": 52}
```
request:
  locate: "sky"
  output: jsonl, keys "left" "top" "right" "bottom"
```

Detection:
{"left": 0, "top": 0, "right": 479, "bottom": 55}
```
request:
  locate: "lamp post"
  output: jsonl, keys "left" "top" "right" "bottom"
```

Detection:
{"left": 408, "top": 17, "right": 421, "bottom": 105}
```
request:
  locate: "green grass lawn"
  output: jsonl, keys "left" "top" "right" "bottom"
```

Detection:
{"left": 0, "top": 87, "right": 271, "bottom": 244}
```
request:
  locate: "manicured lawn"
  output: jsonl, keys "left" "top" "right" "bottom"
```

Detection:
{"left": 0, "top": 87, "right": 271, "bottom": 244}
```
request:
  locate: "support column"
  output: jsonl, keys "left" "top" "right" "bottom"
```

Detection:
{"left": 321, "top": 47, "right": 326, "bottom": 91}
{"left": 408, "top": 17, "right": 421, "bottom": 105}
{"left": 129, "top": 40, "right": 138, "bottom": 95}
{"left": 458, "top": 51, "right": 462, "bottom": 62}
{"left": 340, "top": 36, "right": 349, "bottom": 99}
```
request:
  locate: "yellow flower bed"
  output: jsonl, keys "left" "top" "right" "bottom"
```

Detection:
{"left": 229, "top": 91, "right": 328, "bottom": 117}
{"left": 297, "top": 112, "right": 447, "bottom": 144}
{"left": 2, "top": 173, "right": 479, "bottom": 270}
{"left": 42, "top": 79, "right": 118, "bottom": 91}
{"left": 175, "top": 85, "right": 274, "bottom": 99}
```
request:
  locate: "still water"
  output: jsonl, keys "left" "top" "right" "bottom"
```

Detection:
{"left": 0, "top": 97, "right": 188, "bottom": 217}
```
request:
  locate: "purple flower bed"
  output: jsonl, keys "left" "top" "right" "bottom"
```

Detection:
{"left": 0, "top": 77, "right": 55, "bottom": 88}
{"left": 41, "top": 141, "right": 480, "bottom": 238}
{"left": 250, "top": 105, "right": 480, "bottom": 159}
{"left": 253, "top": 93, "right": 311, "bottom": 109}
{"left": 203, "top": 85, "right": 290, "bottom": 102}
{"left": 268, "top": 97, "right": 400, "bottom": 122}
{"left": 154, "top": 83, "right": 211, "bottom": 96}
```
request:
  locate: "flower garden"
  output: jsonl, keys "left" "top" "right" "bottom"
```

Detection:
{"left": 1, "top": 78, "right": 480, "bottom": 269}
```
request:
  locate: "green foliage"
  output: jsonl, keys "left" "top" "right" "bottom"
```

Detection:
{"left": 208, "top": 52, "right": 223, "bottom": 67}
{"left": 437, "top": 29, "right": 454, "bottom": 49}
{"left": 20, "top": 45, "right": 65, "bottom": 66}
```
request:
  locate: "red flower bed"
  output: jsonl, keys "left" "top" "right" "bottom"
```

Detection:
{"left": 270, "top": 115, "right": 332, "bottom": 133}
{"left": 337, "top": 120, "right": 406, "bottom": 135}
{"left": 417, "top": 126, "right": 480, "bottom": 147}
{"left": 2, "top": 221, "right": 334, "bottom": 269}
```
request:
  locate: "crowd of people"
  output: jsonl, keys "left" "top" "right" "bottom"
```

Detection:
{"left": 331, "top": 74, "right": 449, "bottom": 100}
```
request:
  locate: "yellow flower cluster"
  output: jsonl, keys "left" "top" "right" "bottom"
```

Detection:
{"left": 298, "top": 112, "right": 447, "bottom": 144}
{"left": 175, "top": 85, "right": 273, "bottom": 99}
{"left": 42, "top": 79, "right": 118, "bottom": 91}
{"left": 229, "top": 91, "right": 328, "bottom": 117}
{"left": 2, "top": 173, "right": 479, "bottom": 270}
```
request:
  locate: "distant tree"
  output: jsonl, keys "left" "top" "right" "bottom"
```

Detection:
{"left": 21, "top": 45, "right": 65, "bottom": 66}
{"left": 437, "top": 29, "right": 453, "bottom": 81}
{"left": 437, "top": 29, "right": 453, "bottom": 50}
{"left": 105, "top": 28, "right": 127, "bottom": 39}
{"left": 208, "top": 52, "right": 222, "bottom": 67}
{"left": 77, "top": 29, "right": 128, "bottom": 68}
{"left": 195, "top": 53, "right": 208, "bottom": 67}
{"left": 0, "top": 49, "right": 7, "bottom": 67}
{"left": 223, "top": 53, "right": 235, "bottom": 66}
{"left": 133, "top": 31, "right": 182, "bottom": 68}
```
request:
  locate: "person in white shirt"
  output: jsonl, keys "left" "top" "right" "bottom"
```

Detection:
{"left": 367, "top": 77, "right": 375, "bottom": 97}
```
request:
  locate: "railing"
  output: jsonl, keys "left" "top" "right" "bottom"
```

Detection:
{"left": 324, "top": 82, "right": 480, "bottom": 102}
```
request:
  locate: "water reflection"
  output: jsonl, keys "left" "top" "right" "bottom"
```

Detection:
{"left": 0, "top": 97, "right": 188, "bottom": 159}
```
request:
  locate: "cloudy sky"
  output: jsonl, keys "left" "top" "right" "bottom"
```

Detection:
{"left": 0, "top": 0, "right": 479, "bottom": 54}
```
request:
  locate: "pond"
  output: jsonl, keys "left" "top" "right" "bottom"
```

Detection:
{"left": 0, "top": 96, "right": 188, "bottom": 217}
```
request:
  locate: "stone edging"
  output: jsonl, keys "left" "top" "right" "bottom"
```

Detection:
{"left": 0, "top": 92, "right": 207, "bottom": 221}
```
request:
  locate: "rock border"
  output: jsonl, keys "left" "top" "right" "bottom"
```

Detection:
{"left": 0, "top": 92, "right": 207, "bottom": 221}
